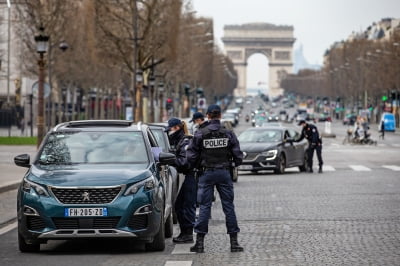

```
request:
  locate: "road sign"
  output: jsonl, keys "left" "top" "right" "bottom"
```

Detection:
{"left": 197, "top": 97, "right": 206, "bottom": 110}
{"left": 32, "top": 81, "right": 51, "bottom": 98}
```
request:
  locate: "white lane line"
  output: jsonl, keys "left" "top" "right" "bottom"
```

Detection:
{"left": 321, "top": 165, "right": 335, "bottom": 171}
{"left": 165, "top": 261, "right": 192, "bottom": 266}
{"left": 171, "top": 243, "right": 195, "bottom": 254}
{"left": 0, "top": 221, "right": 17, "bottom": 235}
{"left": 382, "top": 165, "right": 400, "bottom": 171}
{"left": 391, "top": 144, "right": 400, "bottom": 147}
{"left": 349, "top": 165, "right": 371, "bottom": 171}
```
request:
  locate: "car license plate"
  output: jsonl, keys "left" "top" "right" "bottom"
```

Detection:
{"left": 65, "top": 208, "right": 108, "bottom": 217}
{"left": 239, "top": 165, "right": 253, "bottom": 170}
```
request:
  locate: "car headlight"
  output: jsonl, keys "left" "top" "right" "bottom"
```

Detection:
{"left": 261, "top": 149, "right": 278, "bottom": 160}
{"left": 22, "top": 178, "right": 50, "bottom": 197}
{"left": 124, "top": 175, "right": 156, "bottom": 196}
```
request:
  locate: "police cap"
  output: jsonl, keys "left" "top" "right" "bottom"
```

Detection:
{"left": 206, "top": 104, "right": 221, "bottom": 115}
{"left": 165, "top": 117, "right": 182, "bottom": 131}
{"left": 189, "top": 112, "right": 204, "bottom": 122}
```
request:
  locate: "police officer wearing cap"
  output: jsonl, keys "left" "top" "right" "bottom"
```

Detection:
{"left": 186, "top": 104, "right": 244, "bottom": 253}
{"left": 297, "top": 120, "right": 323, "bottom": 173}
{"left": 190, "top": 111, "right": 208, "bottom": 134}
{"left": 165, "top": 118, "right": 197, "bottom": 243}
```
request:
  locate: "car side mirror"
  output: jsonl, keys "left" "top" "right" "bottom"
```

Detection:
{"left": 159, "top": 152, "right": 176, "bottom": 165}
{"left": 14, "top": 154, "right": 31, "bottom": 168}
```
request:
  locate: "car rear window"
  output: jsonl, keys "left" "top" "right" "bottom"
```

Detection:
{"left": 38, "top": 131, "right": 149, "bottom": 164}
{"left": 238, "top": 129, "right": 282, "bottom": 143}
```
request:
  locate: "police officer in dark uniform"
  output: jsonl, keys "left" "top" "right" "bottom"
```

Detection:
{"left": 165, "top": 118, "right": 197, "bottom": 243}
{"left": 297, "top": 120, "right": 323, "bottom": 173}
{"left": 186, "top": 104, "right": 244, "bottom": 253}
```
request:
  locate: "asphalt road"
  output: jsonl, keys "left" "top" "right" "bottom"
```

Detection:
{"left": 1, "top": 98, "right": 400, "bottom": 265}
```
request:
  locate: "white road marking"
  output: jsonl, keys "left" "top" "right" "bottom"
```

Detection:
{"left": 321, "top": 165, "right": 335, "bottom": 171}
{"left": 382, "top": 165, "right": 400, "bottom": 171}
{"left": 391, "top": 144, "right": 400, "bottom": 147}
{"left": 171, "top": 243, "right": 195, "bottom": 254}
{"left": 165, "top": 261, "right": 192, "bottom": 266}
{"left": 0, "top": 221, "right": 17, "bottom": 235}
{"left": 349, "top": 165, "right": 371, "bottom": 171}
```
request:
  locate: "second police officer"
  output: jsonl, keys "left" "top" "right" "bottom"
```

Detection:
{"left": 165, "top": 118, "right": 197, "bottom": 243}
{"left": 186, "top": 104, "right": 244, "bottom": 253}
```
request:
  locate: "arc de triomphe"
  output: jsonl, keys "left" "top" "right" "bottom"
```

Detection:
{"left": 222, "top": 23, "right": 295, "bottom": 97}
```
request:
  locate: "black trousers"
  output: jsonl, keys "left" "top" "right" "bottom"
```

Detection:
{"left": 307, "top": 144, "right": 323, "bottom": 168}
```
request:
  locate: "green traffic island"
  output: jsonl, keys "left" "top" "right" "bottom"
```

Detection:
{"left": 0, "top": 137, "right": 37, "bottom": 145}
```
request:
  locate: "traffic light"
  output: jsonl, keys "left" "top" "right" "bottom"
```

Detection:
{"left": 184, "top": 84, "right": 190, "bottom": 96}
{"left": 166, "top": 98, "right": 173, "bottom": 110}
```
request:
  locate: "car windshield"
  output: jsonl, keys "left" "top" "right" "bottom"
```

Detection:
{"left": 238, "top": 129, "right": 282, "bottom": 143}
{"left": 38, "top": 131, "right": 149, "bottom": 164}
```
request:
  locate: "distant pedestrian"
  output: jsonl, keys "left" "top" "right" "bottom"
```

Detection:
{"left": 20, "top": 118, "right": 25, "bottom": 136}
{"left": 379, "top": 120, "right": 385, "bottom": 140}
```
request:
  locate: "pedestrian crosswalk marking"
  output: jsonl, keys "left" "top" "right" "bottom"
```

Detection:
{"left": 165, "top": 261, "right": 192, "bottom": 266}
{"left": 171, "top": 243, "right": 195, "bottom": 254}
{"left": 392, "top": 144, "right": 400, "bottom": 148}
{"left": 382, "top": 165, "right": 400, "bottom": 171}
{"left": 320, "top": 165, "right": 335, "bottom": 171}
{"left": 349, "top": 165, "right": 371, "bottom": 171}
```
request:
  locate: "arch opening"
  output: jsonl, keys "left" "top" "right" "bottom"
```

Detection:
{"left": 246, "top": 53, "right": 269, "bottom": 96}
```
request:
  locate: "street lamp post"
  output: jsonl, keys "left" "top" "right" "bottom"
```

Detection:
{"left": 34, "top": 27, "right": 49, "bottom": 147}
{"left": 158, "top": 81, "right": 164, "bottom": 122}
{"left": 149, "top": 75, "right": 155, "bottom": 122}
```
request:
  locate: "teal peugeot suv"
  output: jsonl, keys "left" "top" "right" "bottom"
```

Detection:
{"left": 14, "top": 120, "right": 177, "bottom": 252}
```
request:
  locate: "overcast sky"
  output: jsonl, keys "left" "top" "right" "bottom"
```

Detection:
{"left": 192, "top": 0, "right": 400, "bottom": 89}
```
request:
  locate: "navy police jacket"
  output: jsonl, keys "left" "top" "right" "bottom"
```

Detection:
{"left": 168, "top": 129, "right": 193, "bottom": 174}
{"left": 298, "top": 123, "right": 322, "bottom": 145}
{"left": 186, "top": 119, "right": 243, "bottom": 169}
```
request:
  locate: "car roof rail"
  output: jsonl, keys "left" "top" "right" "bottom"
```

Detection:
{"left": 61, "top": 120, "right": 135, "bottom": 128}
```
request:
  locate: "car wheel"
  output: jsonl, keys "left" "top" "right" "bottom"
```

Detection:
{"left": 145, "top": 213, "right": 166, "bottom": 251}
{"left": 299, "top": 153, "right": 308, "bottom": 172}
{"left": 18, "top": 232, "right": 40, "bottom": 252}
{"left": 164, "top": 210, "right": 174, "bottom": 238}
{"left": 274, "top": 154, "right": 285, "bottom": 174}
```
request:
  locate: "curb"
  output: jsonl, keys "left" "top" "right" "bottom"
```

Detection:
{"left": 321, "top": 132, "right": 336, "bottom": 138}
{"left": 0, "top": 181, "right": 20, "bottom": 194}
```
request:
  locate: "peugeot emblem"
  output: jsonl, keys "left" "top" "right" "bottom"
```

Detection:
{"left": 82, "top": 192, "right": 90, "bottom": 201}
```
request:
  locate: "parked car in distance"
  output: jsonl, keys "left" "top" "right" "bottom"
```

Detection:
{"left": 15, "top": 120, "right": 177, "bottom": 252}
{"left": 317, "top": 112, "right": 332, "bottom": 122}
{"left": 237, "top": 126, "right": 309, "bottom": 174}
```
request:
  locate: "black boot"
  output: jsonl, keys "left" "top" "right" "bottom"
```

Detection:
{"left": 190, "top": 233, "right": 205, "bottom": 253}
{"left": 318, "top": 166, "right": 323, "bottom": 173}
{"left": 230, "top": 233, "right": 244, "bottom": 252}
{"left": 173, "top": 229, "right": 193, "bottom": 244}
